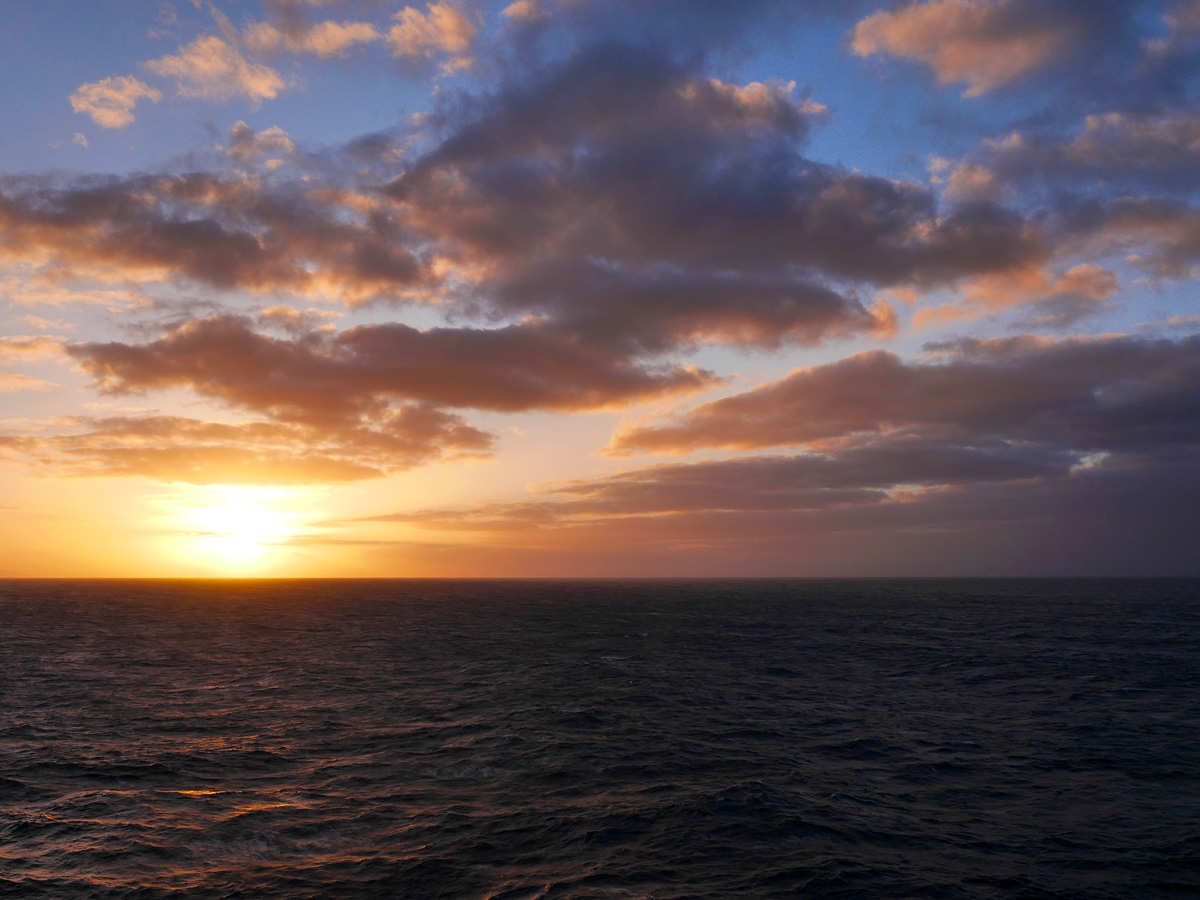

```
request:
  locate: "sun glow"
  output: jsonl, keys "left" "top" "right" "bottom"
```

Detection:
{"left": 174, "top": 486, "right": 305, "bottom": 574}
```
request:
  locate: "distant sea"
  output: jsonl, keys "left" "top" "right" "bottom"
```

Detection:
{"left": 2, "top": 579, "right": 1198, "bottom": 899}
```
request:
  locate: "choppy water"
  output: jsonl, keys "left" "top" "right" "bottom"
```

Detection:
{"left": 1, "top": 579, "right": 1198, "bottom": 899}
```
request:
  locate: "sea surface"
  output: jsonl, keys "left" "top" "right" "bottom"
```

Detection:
{"left": 1, "top": 579, "right": 1198, "bottom": 899}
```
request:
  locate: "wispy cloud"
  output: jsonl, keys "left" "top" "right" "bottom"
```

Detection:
{"left": 145, "top": 35, "right": 286, "bottom": 104}
{"left": 243, "top": 19, "right": 381, "bottom": 58}
{"left": 0, "top": 410, "right": 492, "bottom": 486}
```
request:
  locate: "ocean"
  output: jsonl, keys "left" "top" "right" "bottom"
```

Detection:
{"left": 1, "top": 578, "right": 1197, "bottom": 899}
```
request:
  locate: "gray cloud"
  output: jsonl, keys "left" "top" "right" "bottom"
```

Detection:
{"left": 392, "top": 43, "right": 1042, "bottom": 294}
{"left": 332, "top": 332, "right": 1199, "bottom": 572}
{"left": 610, "top": 333, "right": 1200, "bottom": 456}
{"left": 340, "top": 442, "right": 1200, "bottom": 575}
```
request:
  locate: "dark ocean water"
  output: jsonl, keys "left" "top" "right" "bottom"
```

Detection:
{"left": 1, "top": 579, "right": 1198, "bottom": 899}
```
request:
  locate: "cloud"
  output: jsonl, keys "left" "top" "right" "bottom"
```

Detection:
{"left": 146, "top": 36, "right": 286, "bottom": 104}
{"left": 379, "top": 440, "right": 1072, "bottom": 531}
{"left": 923, "top": 103, "right": 1200, "bottom": 289}
{"left": 608, "top": 333, "right": 1200, "bottom": 456}
{"left": 851, "top": 0, "right": 1084, "bottom": 97}
{"left": 0, "top": 336, "right": 66, "bottom": 393}
{"left": 0, "top": 265, "right": 146, "bottom": 310}
{"left": 226, "top": 121, "right": 295, "bottom": 165}
{"left": 69, "top": 76, "right": 162, "bottom": 128}
{"left": 0, "top": 373, "right": 59, "bottom": 393}
{"left": 937, "top": 160, "right": 1001, "bottom": 202}
{"left": 1166, "top": 0, "right": 1200, "bottom": 34}
{"left": 0, "top": 412, "right": 491, "bottom": 485}
{"left": 14, "top": 44, "right": 1045, "bottom": 351}
{"left": 72, "top": 133, "right": 89, "bottom": 149}
{"left": 344, "top": 331, "right": 1200, "bottom": 574}
{"left": 1068, "top": 111, "right": 1200, "bottom": 183}
{"left": 1155, "top": 313, "right": 1200, "bottom": 330}
{"left": 537, "top": 0, "right": 875, "bottom": 57}
{"left": 0, "top": 172, "right": 426, "bottom": 302}
{"left": 263, "top": 0, "right": 342, "bottom": 9}
{"left": 490, "top": 261, "right": 897, "bottom": 353}
{"left": 67, "top": 314, "right": 717, "bottom": 422}
{"left": 1058, "top": 196, "right": 1200, "bottom": 279}
{"left": 911, "top": 262, "right": 1117, "bottom": 327}
{"left": 243, "top": 19, "right": 381, "bottom": 58}
{"left": 45, "top": 310, "right": 720, "bottom": 485}
{"left": 0, "top": 336, "right": 67, "bottom": 364}
{"left": 257, "top": 304, "right": 341, "bottom": 335}
{"left": 342, "top": 441, "right": 1200, "bottom": 575}
{"left": 1008, "top": 264, "right": 1118, "bottom": 328}
{"left": 386, "top": 44, "right": 1041, "bottom": 345}
{"left": 502, "top": 0, "right": 546, "bottom": 24}
{"left": 387, "top": 3, "right": 476, "bottom": 68}
{"left": 945, "top": 109, "right": 1200, "bottom": 195}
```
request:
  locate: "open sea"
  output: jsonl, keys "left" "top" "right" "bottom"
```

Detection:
{"left": 1, "top": 578, "right": 1198, "bottom": 899}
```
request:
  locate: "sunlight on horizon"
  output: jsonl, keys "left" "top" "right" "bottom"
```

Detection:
{"left": 172, "top": 486, "right": 308, "bottom": 575}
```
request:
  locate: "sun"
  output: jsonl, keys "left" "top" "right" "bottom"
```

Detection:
{"left": 176, "top": 486, "right": 303, "bottom": 573}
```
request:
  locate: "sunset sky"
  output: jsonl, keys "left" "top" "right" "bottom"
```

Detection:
{"left": 1, "top": 0, "right": 1198, "bottom": 576}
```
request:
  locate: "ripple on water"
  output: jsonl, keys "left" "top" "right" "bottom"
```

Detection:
{"left": 1, "top": 577, "right": 1198, "bottom": 899}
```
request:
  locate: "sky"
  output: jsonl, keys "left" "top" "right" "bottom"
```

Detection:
{"left": 0, "top": 0, "right": 1198, "bottom": 577}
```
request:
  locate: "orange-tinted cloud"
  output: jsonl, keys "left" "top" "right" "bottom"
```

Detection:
{"left": 47, "top": 309, "right": 720, "bottom": 485}
{"left": 387, "top": 3, "right": 476, "bottom": 69}
{"left": 146, "top": 36, "right": 286, "bottom": 104}
{"left": 0, "top": 173, "right": 426, "bottom": 302}
{"left": 0, "top": 373, "right": 59, "bottom": 393}
{"left": 0, "top": 411, "right": 491, "bottom": 485}
{"left": 912, "top": 263, "right": 1117, "bottom": 328}
{"left": 0, "top": 336, "right": 67, "bottom": 394}
{"left": 243, "top": 20, "right": 380, "bottom": 58}
{"left": 68, "top": 314, "right": 718, "bottom": 421}
{"left": 502, "top": 0, "right": 546, "bottom": 23}
{"left": 69, "top": 76, "right": 162, "bottom": 128}
{"left": 0, "top": 335, "right": 66, "bottom": 363}
{"left": 852, "top": 0, "right": 1081, "bottom": 96}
